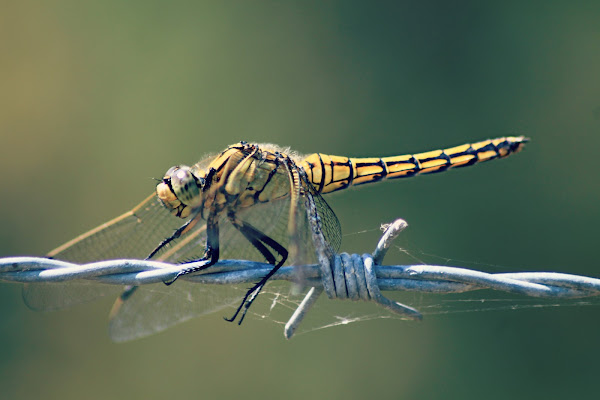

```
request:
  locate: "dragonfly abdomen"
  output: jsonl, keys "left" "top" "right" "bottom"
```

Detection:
{"left": 301, "top": 136, "right": 528, "bottom": 194}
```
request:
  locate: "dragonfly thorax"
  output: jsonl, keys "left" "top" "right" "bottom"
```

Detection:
{"left": 156, "top": 165, "right": 204, "bottom": 218}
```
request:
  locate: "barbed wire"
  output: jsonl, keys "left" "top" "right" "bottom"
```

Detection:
{"left": 2, "top": 219, "right": 599, "bottom": 339}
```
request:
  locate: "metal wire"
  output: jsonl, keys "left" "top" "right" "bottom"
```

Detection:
{"left": 2, "top": 219, "right": 600, "bottom": 339}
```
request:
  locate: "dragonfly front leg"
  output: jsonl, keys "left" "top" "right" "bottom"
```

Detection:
{"left": 163, "top": 213, "right": 221, "bottom": 285}
{"left": 146, "top": 211, "right": 203, "bottom": 260}
{"left": 226, "top": 212, "right": 288, "bottom": 324}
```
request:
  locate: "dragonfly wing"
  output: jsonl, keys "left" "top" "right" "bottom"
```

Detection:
{"left": 108, "top": 280, "right": 243, "bottom": 342}
{"left": 46, "top": 194, "right": 184, "bottom": 262}
{"left": 23, "top": 280, "right": 122, "bottom": 311}
{"left": 23, "top": 194, "right": 192, "bottom": 310}
{"left": 288, "top": 167, "right": 342, "bottom": 261}
{"left": 24, "top": 191, "right": 243, "bottom": 336}
{"left": 300, "top": 171, "right": 342, "bottom": 254}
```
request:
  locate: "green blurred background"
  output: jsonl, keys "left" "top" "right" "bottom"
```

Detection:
{"left": 1, "top": 1, "right": 600, "bottom": 398}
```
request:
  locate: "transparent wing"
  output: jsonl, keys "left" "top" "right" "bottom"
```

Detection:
{"left": 108, "top": 281, "right": 243, "bottom": 342}
{"left": 295, "top": 167, "right": 342, "bottom": 259}
{"left": 22, "top": 194, "right": 187, "bottom": 310}
{"left": 22, "top": 192, "right": 246, "bottom": 340}
{"left": 301, "top": 173, "right": 342, "bottom": 254}
{"left": 46, "top": 194, "right": 184, "bottom": 263}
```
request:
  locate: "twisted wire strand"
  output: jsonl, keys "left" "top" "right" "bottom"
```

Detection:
{"left": 2, "top": 219, "right": 599, "bottom": 339}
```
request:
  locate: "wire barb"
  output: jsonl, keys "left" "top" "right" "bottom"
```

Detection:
{"left": 3, "top": 218, "right": 600, "bottom": 340}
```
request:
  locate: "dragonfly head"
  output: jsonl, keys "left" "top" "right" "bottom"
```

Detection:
{"left": 156, "top": 165, "right": 204, "bottom": 218}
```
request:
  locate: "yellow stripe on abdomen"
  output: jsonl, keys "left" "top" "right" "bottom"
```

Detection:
{"left": 301, "top": 136, "right": 528, "bottom": 194}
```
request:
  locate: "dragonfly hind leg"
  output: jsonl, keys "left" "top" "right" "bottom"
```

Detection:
{"left": 226, "top": 212, "right": 288, "bottom": 324}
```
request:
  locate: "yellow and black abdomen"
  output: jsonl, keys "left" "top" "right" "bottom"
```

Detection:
{"left": 301, "top": 136, "right": 528, "bottom": 194}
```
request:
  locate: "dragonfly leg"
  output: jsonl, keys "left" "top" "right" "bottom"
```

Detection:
{"left": 163, "top": 214, "right": 220, "bottom": 285}
{"left": 226, "top": 213, "right": 288, "bottom": 324}
{"left": 146, "top": 211, "right": 202, "bottom": 260}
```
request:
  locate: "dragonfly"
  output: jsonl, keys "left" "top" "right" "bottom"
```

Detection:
{"left": 23, "top": 136, "right": 527, "bottom": 340}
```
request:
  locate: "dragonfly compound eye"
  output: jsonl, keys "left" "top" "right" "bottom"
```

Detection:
{"left": 170, "top": 166, "right": 201, "bottom": 204}
{"left": 156, "top": 165, "right": 201, "bottom": 218}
